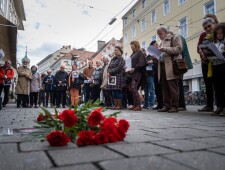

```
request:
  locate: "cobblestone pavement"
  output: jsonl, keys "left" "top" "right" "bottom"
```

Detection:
{"left": 0, "top": 104, "right": 225, "bottom": 170}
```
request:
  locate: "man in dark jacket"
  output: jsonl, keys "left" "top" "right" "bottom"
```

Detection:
{"left": 55, "top": 65, "right": 68, "bottom": 108}
{"left": 43, "top": 69, "right": 56, "bottom": 107}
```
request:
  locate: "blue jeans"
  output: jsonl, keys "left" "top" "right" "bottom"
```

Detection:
{"left": 144, "top": 76, "right": 155, "bottom": 107}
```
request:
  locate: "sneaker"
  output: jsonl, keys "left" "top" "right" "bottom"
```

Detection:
{"left": 153, "top": 105, "right": 163, "bottom": 110}
{"left": 128, "top": 105, "right": 134, "bottom": 110}
{"left": 220, "top": 109, "right": 225, "bottom": 116}
{"left": 212, "top": 107, "right": 223, "bottom": 116}
{"left": 198, "top": 106, "right": 213, "bottom": 112}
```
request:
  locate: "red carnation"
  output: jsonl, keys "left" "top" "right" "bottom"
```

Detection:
{"left": 101, "top": 120, "right": 119, "bottom": 142}
{"left": 118, "top": 119, "right": 130, "bottom": 134}
{"left": 87, "top": 108, "right": 105, "bottom": 127}
{"left": 47, "top": 130, "right": 70, "bottom": 146}
{"left": 76, "top": 130, "right": 95, "bottom": 146}
{"left": 58, "top": 110, "right": 78, "bottom": 127}
{"left": 94, "top": 132, "right": 109, "bottom": 144}
{"left": 37, "top": 114, "right": 45, "bottom": 122}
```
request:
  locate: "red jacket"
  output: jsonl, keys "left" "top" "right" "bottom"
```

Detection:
{"left": 0, "top": 66, "right": 15, "bottom": 84}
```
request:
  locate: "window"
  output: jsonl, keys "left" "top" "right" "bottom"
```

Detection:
{"left": 163, "top": 0, "right": 170, "bottom": 16}
{"left": 179, "top": 17, "right": 188, "bottom": 38}
{"left": 0, "top": 0, "right": 4, "bottom": 12}
{"left": 124, "top": 17, "right": 128, "bottom": 25}
{"left": 131, "top": 26, "right": 136, "bottom": 38}
{"left": 205, "top": 1, "right": 215, "bottom": 14}
{"left": 151, "top": 9, "right": 156, "bottom": 24}
{"left": 142, "top": 0, "right": 146, "bottom": 9}
{"left": 132, "top": 9, "right": 136, "bottom": 18}
{"left": 178, "top": 0, "right": 186, "bottom": 6}
{"left": 124, "top": 32, "right": 128, "bottom": 44}
{"left": 151, "top": 35, "right": 157, "bottom": 41}
{"left": 142, "top": 41, "right": 146, "bottom": 50}
{"left": 141, "top": 17, "right": 146, "bottom": 32}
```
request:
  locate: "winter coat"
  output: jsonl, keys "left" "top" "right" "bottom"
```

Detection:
{"left": 107, "top": 56, "right": 125, "bottom": 90}
{"left": 30, "top": 72, "right": 41, "bottom": 93}
{"left": 92, "top": 66, "right": 102, "bottom": 85}
{"left": 0, "top": 66, "right": 14, "bottom": 84}
{"left": 101, "top": 64, "right": 109, "bottom": 89}
{"left": 55, "top": 70, "right": 68, "bottom": 91}
{"left": 158, "top": 34, "right": 183, "bottom": 81}
{"left": 43, "top": 75, "right": 56, "bottom": 91}
{"left": 15, "top": 66, "right": 32, "bottom": 95}
{"left": 130, "top": 50, "right": 146, "bottom": 80}
{"left": 181, "top": 35, "right": 193, "bottom": 69}
{"left": 68, "top": 70, "right": 84, "bottom": 89}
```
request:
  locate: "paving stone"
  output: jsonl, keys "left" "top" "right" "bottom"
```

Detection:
{"left": 48, "top": 146, "right": 124, "bottom": 166}
{"left": 190, "top": 137, "right": 225, "bottom": 147}
{"left": 152, "top": 139, "right": 215, "bottom": 151}
{"left": 0, "top": 135, "right": 29, "bottom": 143}
{"left": 124, "top": 134, "right": 163, "bottom": 143}
{"left": 164, "top": 151, "right": 225, "bottom": 170}
{"left": 51, "top": 164, "right": 99, "bottom": 170}
{"left": 99, "top": 156, "right": 193, "bottom": 170}
{"left": 0, "top": 151, "right": 52, "bottom": 170}
{"left": 208, "top": 147, "right": 225, "bottom": 155}
{"left": 20, "top": 141, "right": 77, "bottom": 152}
{"left": 106, "top": 143, "right": 176, "bottom": 157}
{"left": 148, "top": 132, "right": 194, "bottom": 140}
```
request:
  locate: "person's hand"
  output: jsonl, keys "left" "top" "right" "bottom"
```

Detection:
{"left": 148, "top": 60, "right": 153, "bottom": 64}
{"left": 129, "top": 68, "right": 135, "bottom": 73}
{"left": 159, "top": 48, "right": 166, "bottom": 52}
{"left": 199, "top": 49, "right": 207, "bottom": 61}
{"left": 59, "top": 81, "right": 62, "bottom": 84}
{"left": 107, "top": 73, "right": 111, "bottom": 77}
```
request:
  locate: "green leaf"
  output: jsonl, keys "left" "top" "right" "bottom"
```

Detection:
{"left": 54, "top": 107, "right": 59, "bottom": 119}
{"left": 108, "top": 111, "right": 120, "bottom": 117}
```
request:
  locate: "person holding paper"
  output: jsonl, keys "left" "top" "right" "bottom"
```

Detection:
{"left": 0, "top": 60, "right": 15, "bottom": 107}
{"left": 83, "top": 60, "right": 94, "bottom": 102}
{"left": 107, "top": 46, "right": 125, "bottom": 110}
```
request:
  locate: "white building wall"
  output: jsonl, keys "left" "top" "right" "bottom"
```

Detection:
{"left": 192, "top": 78, "right": 200, "bottom": 92}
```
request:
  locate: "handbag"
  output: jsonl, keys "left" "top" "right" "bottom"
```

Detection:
{"left": 170, "top": 36, "right": 188, "bottom": 75}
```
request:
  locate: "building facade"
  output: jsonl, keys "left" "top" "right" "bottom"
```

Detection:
{"left": 37, "top": 46, "right": 71, "bottom": 74}
{"left": 122, "top": 0, "right": 225, "bottom": 92}
{"left": 0, "top": 0, "right": 26, "bottom": 68}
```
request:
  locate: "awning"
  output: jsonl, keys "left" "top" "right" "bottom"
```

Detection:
{"left": 0, "top": 15, "right": 18, "bottom": 68}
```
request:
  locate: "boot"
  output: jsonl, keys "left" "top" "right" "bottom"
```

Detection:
{"left": 111, "top": 99, "right": 117, "bottom": 109}
{"left": 115, "top": 99, "right": 122, "bottom": 110}
{"left": 133, "top": 105, "right": 142, "bottom": 111}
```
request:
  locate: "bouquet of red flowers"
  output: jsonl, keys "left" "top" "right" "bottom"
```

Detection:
{"left": 32, "top": 101, "right": 129, "bottom": 147}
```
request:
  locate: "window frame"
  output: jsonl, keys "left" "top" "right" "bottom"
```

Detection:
{"left": 151, "top": 9, "right": 156, "bottom": 25}
{"left": 204, "top": 0, "right": 216, "bottom": 15}
{"left": 132, "top": 9, "right": 136, "bottom": 18}
{"left": 142, "top": 0, "right": 146, "bottom": 9}
{"left": 124, "top": 32, "right": 128, "bottom": 44}
{"left": 141, "top": 17, "right": 146, "bottom": 32}
{"left": 131, "top": 26, "right": 136, "bottom": 38}
{"left": 163, "top": 0, "right": 170, "bottom": 16}
{"left": 179, "top": 16, "right": 188, "bottom": 38}
{"left": 178, "top": 0, "right": 186, "bottom": 6}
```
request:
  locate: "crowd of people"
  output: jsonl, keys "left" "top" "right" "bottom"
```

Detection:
{"left": 0, "top": 14, "right": 224, "bottom": 116}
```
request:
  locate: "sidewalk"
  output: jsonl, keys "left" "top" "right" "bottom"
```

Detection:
{"left": 0, "top": 104, "right": 225, "bottom": 170}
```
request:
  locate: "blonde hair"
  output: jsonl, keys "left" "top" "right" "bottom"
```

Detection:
{"left": 130, "top": 41, "right": 141, "bottom": 51}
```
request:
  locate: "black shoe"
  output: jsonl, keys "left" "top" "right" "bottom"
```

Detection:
{"left": 212, "top": 107, "right": 223, "bottom": 116}
{"left": 62, "top": 106, "right": 66, "bottom": 108}
{"left": 158, "top": 107, "right": 170, "bottom": 112}
{"left": 153, "top": 106, "right": 163, "bottom": 110}
{"left": 2, "top": 104, "right": 6, "bottom": 107}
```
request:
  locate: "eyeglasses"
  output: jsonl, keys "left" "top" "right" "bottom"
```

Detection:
{"left": 204, "top": 24, "right": 212, "bottom": 30}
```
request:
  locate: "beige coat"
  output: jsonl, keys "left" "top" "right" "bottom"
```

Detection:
{"left": 101, "top": 64, "right": 109, "bottom": 89}
{"left": 158, "top": 34, "right": 182, "bottom": 80}
{"left": 30, "top": 72, "right": 41, "bottom": 93}
{"left": 15, "top": 66, "right": 32, "bottom": 95}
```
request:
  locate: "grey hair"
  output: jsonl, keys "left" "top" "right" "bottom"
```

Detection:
{"left": 202, "top": 17, "right": 215, "bottom": 26}
{"left": 157, "top": 26, "right": 168, "bottom": 33}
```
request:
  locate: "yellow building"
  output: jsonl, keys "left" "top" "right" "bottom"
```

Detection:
{"left": 122, "top": 0, "right": 225, "bottom": 92}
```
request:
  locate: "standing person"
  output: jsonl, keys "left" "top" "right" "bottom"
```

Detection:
{"left": 107, "top": 46, "right": 125, "bottom": 110}
{"left": 101, "top": 56, "right": 112, "bottom": 108}
{"left": 211, "top": 24, "right": 225, "bottom": 115}
{"left": 157, "top": 27, "right": 182, "bottom": 113}
{"left": 83, "top": 60, "right": 94, "bottom": 102}
{"left": 0, "top": 60, "right": 15, "bottom": 107}
{"left": 149, "top": 41, "right": 164, "bottom": 110}
{"left": 68, "top": 64, "right": 84, "bottom": 107}
{"left": 90, "top": 60, "right": 102, "bottom": 102}
{"left": 198, "top": 14, "right": 219, "bottom": 112}
{"left": 129, "top": 41, "right": 146, "bottom": 111}
{"left": 43, "top": 70, "right": 56, "bottom": 108}
{"left": 30, "top": 65, "right": 41, "bottom": 108}
{"left": 55, "top": 65, "right": 68, "bottom": 108}
{"left": 142, "top": 48, "right": 155, "bottom": 109}
{"left": 15, "top": 55, "right": 32, "bottom": 108}
{"left": 38, "top": 73, "right": 46, "bottom": 107}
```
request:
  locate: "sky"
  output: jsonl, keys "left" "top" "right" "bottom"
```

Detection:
{"left": 17, "top": 0, "right": 137, "bottom": 66}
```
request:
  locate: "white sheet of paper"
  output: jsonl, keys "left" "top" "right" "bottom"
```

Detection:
{"left": 108, "top": 76, "right": 116, "bottom": 85}
{"left": 199, "top": 43, "right": 225, "bottom": 61}
{"left": 146, "top": 45, "right": 162, "bottom": 60}
{"left": 146, "top": 64, "right": 153, "bottom": 71}
{"left": 125, "top": 58, "right": 132, "bottom": 72}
